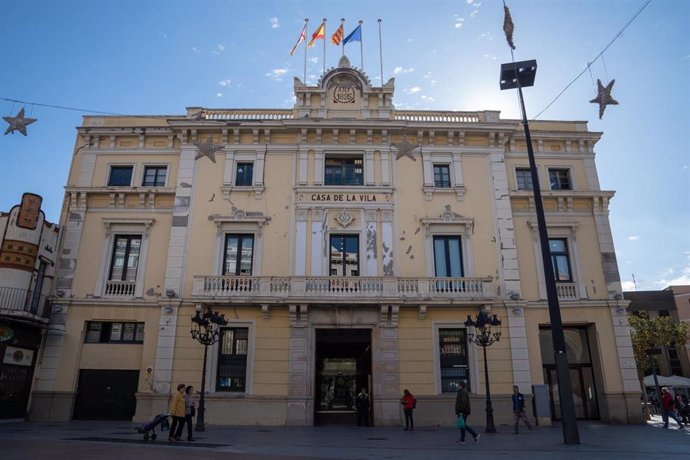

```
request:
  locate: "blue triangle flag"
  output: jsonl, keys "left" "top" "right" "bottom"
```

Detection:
{"left": 343, "top": 25, "right": 362, "bottom": 45}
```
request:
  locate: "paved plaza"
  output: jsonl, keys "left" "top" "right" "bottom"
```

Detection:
{"left": 1, "top": 415, "right": 689, "bottom": 460}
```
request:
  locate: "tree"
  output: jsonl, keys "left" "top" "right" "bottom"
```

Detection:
{"left": 628, "top": 312, "right": 688, "bottom": 419}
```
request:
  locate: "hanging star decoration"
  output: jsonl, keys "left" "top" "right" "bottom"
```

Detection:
{"left": 3, "top": 107, "right": 37, "bottom": 136}
{"left": 392, "top": 135, "right": 420, "bottom": 161}
{"left": 590, "top": 79, "right": 619, "bottom": 119}
{"left": 193, "top": 136, "right": 224, "bottom": 163}
{"left": 503, "top": 5, "right": 516, "bottom": 50}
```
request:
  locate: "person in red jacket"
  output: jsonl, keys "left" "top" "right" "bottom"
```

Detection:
{"left": 661, "top": 387, "right": 685, "bottom": 429}
{"left": 400, "top": 389, "right": 416, "bottom": 431}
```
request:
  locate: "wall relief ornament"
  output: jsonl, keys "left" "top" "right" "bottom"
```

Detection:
{"left": 335, "top": 209, "right": 355, "bottom": 228}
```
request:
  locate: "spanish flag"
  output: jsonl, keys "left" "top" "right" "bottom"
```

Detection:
{"left": 331, "top": 22, "right": 344, "bottom": 45}
{"left": 308, "top": 21, "right": 325, "bottom": 48}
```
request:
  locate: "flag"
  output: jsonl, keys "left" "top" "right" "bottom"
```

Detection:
{"left": 307, "top": 22, "right": 325, "bottom": 48}
{"left": 503, "top": 6, "right": 516, "bottom": 50}
{"left": 331, "top": 23, "right": 344, "bottom": 45}
{"left": 289, "top": 23, "right": 307, "bottom": 56}
{"left": 343, "top": 24, "right": 361, "bottom": 45}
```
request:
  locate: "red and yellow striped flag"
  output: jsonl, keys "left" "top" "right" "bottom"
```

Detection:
{"left": 308, "top": 22, "right": 325, "bottom": 47}
{"left": 331, "top": 23, "right": 344, "bottom": 45}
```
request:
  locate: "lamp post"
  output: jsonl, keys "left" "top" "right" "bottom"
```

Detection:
{"left": 646, "top": 347, "right": 663, "bottom": 411}
{"left": 499, "top": 60, "right": 580, "bottom": 444}
{"left": 464, "top": 309, "right": 502, "bottom": 433}
{"left": 190, "top": 305, "right": 228, "bottom": 432}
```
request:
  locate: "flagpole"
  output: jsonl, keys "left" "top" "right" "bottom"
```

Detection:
{"left": 322, "top": 18, "right": 327, "bottom": 75}
{"left": 303, "top": 18, "right": 309, "bottom": 83}
{"left": 378, "top": 19, "right": 383, "bottom": 84}
{"left": 340, "top": 18, "right": 345, "bottom": 57}
{"left": 358, "top": 20, "right": 364, "bottom": 70}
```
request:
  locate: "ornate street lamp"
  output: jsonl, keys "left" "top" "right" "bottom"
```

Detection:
{"left": 190, "top": 305, "right": 228, "bottom": 432}
{"left": 465, "top": 309, "right": 502, "bottom": 433}
{"left": 500, "top": 60, "right": 580, "bottom": 444}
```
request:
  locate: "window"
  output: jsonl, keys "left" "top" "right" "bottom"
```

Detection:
{"left": 109, "top": 235, "right": 141, "bottom": 281}
{"left": 549, "top": 238, "right": 572, "bottom": 282}
{"left": 549, "top": 169, "right": 572, "bottom": 190}
{"left": 433, "top": 236, "right": 464, "bottom": 277}
{"left": 439, "top": 328, "right": 470, "bottom": 393}
{"left": 329, "top": 234, "right": 359, "bottom": 277}
{"left": 668, "top": 347, "right": 683, "bottom": 376}
{"left": 142, "top": 166, "right": 167, "bottom": 186}
{"left": 223, "top": 235, "right": 254, "bottom": 276}
{"left": 235, "top": 162, "right": 254, "bottom": 186}
{"left": 433, "top": 164, "right": 451, "bottom": 188}
{"left": 217, "top": 327, "right": 249, "bottom": 392}
{"left": 84, "top": 321, "right": 144, "bottom": 343}
{"left": 108, "top": 166, "right": 133, "bottom": 186}
{"left": 516, "top": 168, "right": 533, "bottom": 190}
{"left": 325, "top": 156, "right": 363, "bottom": 186}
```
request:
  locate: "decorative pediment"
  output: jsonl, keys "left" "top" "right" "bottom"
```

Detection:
{"left": 419, "top": 205, "right": 474, "bottom": 235}
{"left": 209, "top": 208, "right": 271, "bottom": 234}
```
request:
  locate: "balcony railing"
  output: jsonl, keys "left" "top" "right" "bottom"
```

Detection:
{"left": 0, "top": 286, "right": 52, "bottom": 320}
{"left": 556, "top": 282, "right": 578, "bottom": 300}
{"left": 104, "top": 280, "right": 136, "bottom": 297}
{"left": 192, "top": 275, "right": 494, "bottom": 302}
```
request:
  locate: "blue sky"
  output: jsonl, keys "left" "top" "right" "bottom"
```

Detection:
{"left": 1, "top": 0, "right": 688, "bottom": 291}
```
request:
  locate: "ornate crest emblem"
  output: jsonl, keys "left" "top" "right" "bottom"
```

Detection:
{"left": 335, "top": 209, "right": 355, "bottom": 228}
{"left": 333, "top": 77, "right": 356, "bottom": 104}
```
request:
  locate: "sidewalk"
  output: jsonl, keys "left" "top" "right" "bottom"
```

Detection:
{"left": 1, "top": 415, "right": 688, "bottom": 460}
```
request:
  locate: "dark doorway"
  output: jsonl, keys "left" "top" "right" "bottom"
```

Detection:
{"left": 0, "top": 324, "right": 42, "bottom": 419}
{"left": 73, "top": 369, "right": 139, "bottom": 420}
{"left": 315, "top": 329, "right": 371, "bottom": 425}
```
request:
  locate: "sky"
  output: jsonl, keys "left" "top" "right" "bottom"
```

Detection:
{"left": 1, "top": 0, "right": 688, "bottom": 291}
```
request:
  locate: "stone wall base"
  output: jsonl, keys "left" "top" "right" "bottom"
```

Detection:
{"left": 28, "top": 391, "right": 76, "bottom": 422}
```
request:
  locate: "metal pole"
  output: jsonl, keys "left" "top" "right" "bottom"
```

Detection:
{"left": 483, "top": 344, "right": 496, "bottom": 432}
{"left": 195, "top": 343, "right": 208, "bottom": 431}
{"left": 378, "top": 19, "right": 384, "bottom": 85}
{"left": 651, "top": 355, "right": 661, "bottom": 410}
{"left": 517, "top": 84, "right": 580, "bottom": 444}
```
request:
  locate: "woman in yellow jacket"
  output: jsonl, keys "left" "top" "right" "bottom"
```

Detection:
{"left": 168, "top": 383, "right": 186, "bottom": 441}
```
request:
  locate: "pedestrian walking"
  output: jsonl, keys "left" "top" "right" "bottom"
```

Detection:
{"left": 675, "top": 394, "right": 689, "bottom": 424}
{"left": 183, "top": 385, "right": 196, "bottom": 441}
{"left": 168, "top": 383, "right": 186, "bottom": 442}
{"left": 400, "top": 389, "right": 416, "bottom": 431}
{"left": 512, "top": 385, "right": 533, "bottom": 434}
{"left": 455, "top": 382, "right": 479, "bottom": 444}
{"left": 356, "top": 388, "right": 370, "bottom": 426}
{"left": 661, "top": 387, "right": 685, "bottom": 429}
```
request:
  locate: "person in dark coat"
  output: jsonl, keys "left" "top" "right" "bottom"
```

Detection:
{"left": 454, "top": 382, "right": 479, "bottom": 444}
{"left": 511, "top": 385, "right": 533, "bottom": 434}
{"left": 356, "top": 388, "right": 370, "bottom": 426}
{"left": 662, "top": 387, "right": 685, "bottom": 429}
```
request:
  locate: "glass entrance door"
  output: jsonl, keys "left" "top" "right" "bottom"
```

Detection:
{"left": 544, "top": 365, "right": 599, "bottom": 420}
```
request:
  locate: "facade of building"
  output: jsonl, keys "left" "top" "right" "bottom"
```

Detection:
{"left": 0, "top": 193, "right": 59, "bottom": 418}
{"left": 625, "top": 288, "right": 690, "bottom": 378}
{"left": 29, "top": 56, "right": 642, "bottom": 425}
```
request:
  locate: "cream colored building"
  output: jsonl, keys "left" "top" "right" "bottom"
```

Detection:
{"left": 30, "top": 56, "right": 642, "bottom": 425}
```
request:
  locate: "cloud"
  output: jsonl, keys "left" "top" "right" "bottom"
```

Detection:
{"left": 269, "top": 17, "right": 280, "bottom": 29}
{"left": 470, "top": 9, "right": 479, "bottom": 18}
{"left": 405, "top": 86, "right": 421, "bottom": 94}
{"left": 628, "top": 236, "right": 639, "bottom": 241}
{"left": 454, "top": 15, "right": 465, "bottom": 29}
{"left": 266, "top": 68, "right": 288, "bottom": 80}
{"left": 393, "top": 67, "right": 414, "bottom": 74}
{"left": 162, "top": 33, "right": 168, "bottom": 40}
{"left": 483, "top": 54, "right": 497, "bottom": 61}
{"left": 651, "top": 255, "right": 690, "bottom": 288}
{"left": 308, "top": 57, "right": 318, "bottom": 64}
{"left": 216, "top": 93, "right": 222, "bottom": 98}
{"left": 211, "top": 44, "right": 225, "bottom": 55}
{"left": 479, "top": 31, "right": 495, "bottom": 41}
{"left": 421, "top": 95, "right": 436, "bottom": 102}
{"left": 192, "top": 46, "right": 201, "bottom": 54}
{"left": 218, "top": 79, "right": 232, "bottom": 87}
{"left": 621, "top": 280, "right": 636, "bottom": 291}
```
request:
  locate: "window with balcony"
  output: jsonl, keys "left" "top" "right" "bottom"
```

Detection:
{"left": 433, "top": 235, "right": 464, "bottom": 277}
{"left": 105, "top": 235, "right": 141, "bottom": 298}
{"left": 142, "top": 166, "right": 167, "bottom": 186}
{"left": 549, "top": 238, "right": 572, "bottom": 282}
{"left": 85, "top": 321, "right": 145, "bottom": 343}
{"left": 516, "top": 167, "right": 533, "bottom": 190}
{"left": 325, "top": 156, "right": 363, "bottom": 186}
{"left": 108, "top": 166, "right": 133, "bottom": 186}
{"left": 548, "top": 168, "right": 572, "bottom": 190}
{"left": 235, "top": 162, "right": 254, "bottom": 186}
{"left": 433, "top": 164, "right": 451, "bottom": 188}
{"left": 223, "top": 235, "right": 254, "bottom": 276}
{"left": 439, "top": 328, "right": 470, "bottom": 393}
{"left": 329, "top": 234, "right": 359, "bottom": 277}
{"left": 216, "top": 327, "right": 249, "bottom": 392}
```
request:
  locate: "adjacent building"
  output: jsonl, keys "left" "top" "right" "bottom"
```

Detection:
{"left": 29, "top": 56, "right": 642, "bottom": 425}
{"left": 0, "top": 193, "right": 58, "bottom": 419}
